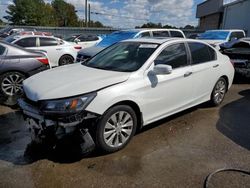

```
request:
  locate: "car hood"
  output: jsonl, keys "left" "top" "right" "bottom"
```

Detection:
{"left": 78, "top": 46, "right": 105, "bottom": 57}
{"left": 23, "top": 63, "right": 131, "bottom": 101}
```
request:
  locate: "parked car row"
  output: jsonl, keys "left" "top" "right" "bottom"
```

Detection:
{"left": 0, "top": 28, "right": 186, "bottom": 104}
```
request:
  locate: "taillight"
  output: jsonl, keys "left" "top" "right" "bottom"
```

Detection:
{"left": 37, "top": 57, "right": 49, "bottom": 65}
{"left": 74, "top": 46, "right": 82, "bottom": 50}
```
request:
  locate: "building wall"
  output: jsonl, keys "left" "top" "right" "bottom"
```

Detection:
{"left": 222, "top": 0, "right": 250, "bottom": 36}
{"left": 196, "top": 0, "right": 223, "bottom": 18}
{"left": 199, "top": 13, "right": 222, "bottom": 30}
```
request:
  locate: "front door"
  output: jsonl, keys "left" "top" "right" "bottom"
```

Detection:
{"left": 140, "top": 42, "right": 194, "bottom": 124}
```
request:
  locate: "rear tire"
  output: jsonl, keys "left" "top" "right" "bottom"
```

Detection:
{"left": 96, "top": 105, "right": 137, "bottom": 153}
{"left": 210, "top": 77, "right": 227, "bottom": 106}
{"left": 59, "top": 55, "right": 74, "bottom": 66}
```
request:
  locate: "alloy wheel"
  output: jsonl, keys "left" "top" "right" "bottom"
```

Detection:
{"left": 213, "top": 80, "right": 226, "bottom": 104}
{"left": 103, "top": 111, "right": 134, "bottom": 148}
{"left": 1, "top": 73, "right": 24, "bottom": 96}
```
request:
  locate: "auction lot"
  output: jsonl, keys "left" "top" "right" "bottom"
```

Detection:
{"left": 0, "top": 81, "right": 250, "bottom": 187}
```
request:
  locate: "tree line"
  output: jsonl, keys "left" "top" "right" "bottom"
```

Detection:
{"left": 136, "top": 22, "right": 196, "bottom": 29}
{"left": 3, "top": 0, "right": 105, "bottom": 27}
{"left": 2, "top": 0, "right": 196, "bottom": 29}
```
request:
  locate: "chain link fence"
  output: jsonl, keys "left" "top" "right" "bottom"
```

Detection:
{"left": 0, "top": 25, "right": 203, "bottom": 38}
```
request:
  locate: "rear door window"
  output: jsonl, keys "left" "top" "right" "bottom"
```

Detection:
{"left": 40, "top": 37, "right": 58, "bottom": 46}
{"left": 152, "top": 31, "right": 170, "bottom": 37}
{"left": 188, "top": 42, "right": 216, "bottom": 65}
{"left": 15, "top": 37, "right": 36, "bottom": 48}
{"left": 170, "top": 31, "right": 184, "bottom": 38}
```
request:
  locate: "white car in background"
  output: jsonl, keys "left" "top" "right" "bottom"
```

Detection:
{"left": 19, "top": 38, "right": 234, "bottom": 153}
{"left": 5, "top": 33, "right": 82, "bottom": 67}
{"left": 65, "top": 34, "right": 102, "bottom": 49}
{"left": 198, "top": 30, "right": 246, "bottom": 50}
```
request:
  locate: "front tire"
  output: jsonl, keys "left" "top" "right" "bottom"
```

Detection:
{"left": 96, "top": 105, "right": 137, "bottom": 153}
{"left": 210, "top": 77, "right": 227, "bottom": 106}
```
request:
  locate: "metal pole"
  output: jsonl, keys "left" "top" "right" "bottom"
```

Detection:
{"left": 88, "top": 3, "right": 91, "bottom": 27}
{"left": 85, "top": 0, "right": 88, "bottom": 27}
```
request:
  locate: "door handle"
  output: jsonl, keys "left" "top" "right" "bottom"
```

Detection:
{"left": 184, "top": 72, "right": 192, "bottom": 77}
{"left": 213, "top": 64, "right": 219, "bottom": 68}
{"left": 56, "top": 48, "right": 62, "bottom": 51}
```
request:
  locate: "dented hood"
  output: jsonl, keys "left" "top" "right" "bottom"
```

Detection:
{"left": 23, "top": 63, "right": 130, "bottom": 101}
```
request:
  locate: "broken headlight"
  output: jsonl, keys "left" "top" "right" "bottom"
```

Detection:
{"left": 41, "top": 93, "right": 97, "bottom": 114}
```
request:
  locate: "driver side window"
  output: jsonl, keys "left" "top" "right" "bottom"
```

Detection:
{"left": 155, "top": 43, "right": 188, "bottom": 69}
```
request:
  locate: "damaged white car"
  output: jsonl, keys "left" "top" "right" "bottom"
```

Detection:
{"left": 18, "top": 38, "right": 234, "bottom": 153}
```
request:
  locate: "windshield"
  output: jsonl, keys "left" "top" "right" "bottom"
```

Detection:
{"left": 97, "top": 31, "right": 138, "bottom": 47}
{"left": 198, "top": 31, "right": 230, "bottom": 40}
{"left": 84, "top": 42, "right": 159, "bottom": 72}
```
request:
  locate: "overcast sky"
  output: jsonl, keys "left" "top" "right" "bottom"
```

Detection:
{"left": 0, "top": 0, "right": 237, "bottom": 28}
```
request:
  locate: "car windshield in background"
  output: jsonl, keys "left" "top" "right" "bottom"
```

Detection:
{"left": 198, "top": 31, "right": 230, "bottom": 40}
{"left": 97, "top": 31, "right": 138, "bottom": 47}
{"left": 84, "top": 42, "right": 158, "bottom": 72}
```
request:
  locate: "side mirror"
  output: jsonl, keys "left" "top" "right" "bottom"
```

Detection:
{"left": 153, "top": 64, "right": 172, "bottom": 75}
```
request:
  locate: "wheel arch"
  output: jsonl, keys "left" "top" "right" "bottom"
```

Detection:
{"left": 108, "top": 100, "right": 143, "bottom": 132}
{"left": 221, "top": 75, "right": 229, "bottom": 91}
{"left": 59, "top": 54, "right": 75, "bottom": 60}
{"left": 0, "top": 70, "right": 28, "bottom": 78}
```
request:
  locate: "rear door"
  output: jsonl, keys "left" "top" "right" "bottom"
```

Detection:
{"left": 188, "top": 42, "right": 219, "bottom": 102}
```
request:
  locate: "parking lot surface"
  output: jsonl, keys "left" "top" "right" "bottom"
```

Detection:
{"left": 0, "top": 83, "right": 249, "bottom": 188}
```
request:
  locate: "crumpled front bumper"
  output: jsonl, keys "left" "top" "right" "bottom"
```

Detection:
{"left": 18, "top": 97, "right": 99, "bottom": 138}
{"left": 18, "top": 98, "right": 85, "bottom": 128}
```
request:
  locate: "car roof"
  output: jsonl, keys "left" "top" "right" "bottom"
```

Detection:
{"left": 10, "top": 34, "right": 59, "bottom": 40}
{"left": 122, "top": 28, "right": 183, "bottom": 33}
{"left": 206, "top": 29, "right": 245, "bottom": 32}
{"left": 122, "top": 38, "right": 202, "bottom": 45}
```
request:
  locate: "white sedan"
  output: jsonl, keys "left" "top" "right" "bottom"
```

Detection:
{"left": 65, "top": 34, "right": 102, "bottom": 49}
{"left": 19, "top": 38, "right": 234, "bottom": 153}
{"left": 5, "top": 34, "right": 81, "bottom": 67}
